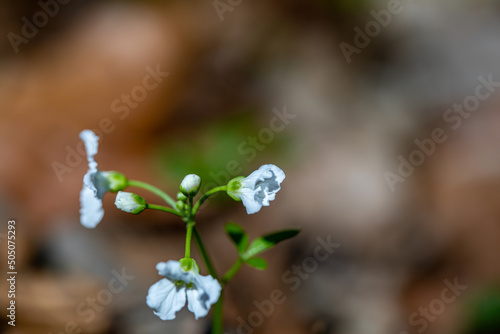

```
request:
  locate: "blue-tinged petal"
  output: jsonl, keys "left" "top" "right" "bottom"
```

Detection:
{"left": 240, "top": 170, "right": 262, "bottom": 188}
{"left": 79, "top": 130, "right": 109, "bottom": 228}
{"left": 238, "top": 188, "right": 262, "bottom": 214}
{"left": 82, "top": 171, "right": 98, "bottom": 195}
{"left": 79, "top": 130, "right": 99, "bottom": 171}
{"left": 255, "top": 184, "right": 277, "bottom": 206}
{"left": 186, "top": 288, "right": 208, "bottom": 319}
{"left": 146, "top": 278, "right": 186, "bottom": 320}
{"left": 186, "top": 275, "right": 221, "bottom": 319}
{"left": 196, "top": 274, "right": 221, "bottom": 306}
{"left": 267, "top": 164, "right": 285, "bottom": 184}
{"left": 79, "top": 183, "right": 104, "bottom": 228}
{"left": 241, "top": 164, "right": 285, "bottom": 188}
{"left": 156, "top": 261, "right": 196, "bottom": 284}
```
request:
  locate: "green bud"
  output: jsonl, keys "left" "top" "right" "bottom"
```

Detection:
{"left": 179, "top": 174, "right": 201, "bottom": 197}
{"left": 177, "top": 192, "right": 187, "bottom": 201}
{"left": 176, "top": 200, "right": 185, "bottom": 211}
{"left": 114, "top": 191, "right": 146, "bottom": 214}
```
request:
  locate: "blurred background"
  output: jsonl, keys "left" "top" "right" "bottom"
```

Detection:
{"left": 1, "top": 0, "right": 500, "bottom": 333}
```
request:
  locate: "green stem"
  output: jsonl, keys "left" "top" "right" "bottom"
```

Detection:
{"left": 192, "top": 186, "right": 227, "bottom": 216}
{"left": 211, "top": 289, "right": 224, "bottom": 334}
{"left": 189, "top": 196, "right": 194, "bottom": 217}
{"left": 185, "top": 220, "right": 195, "bottom": 258}
{"left": 192, "top": 227, "right": 219, "bottom": 280}
{"left": 146, "top": 204, "right": 183, "bottom": 217}
{"left": 128, "top": 180, "right": 177, "bottom": 208}
{"left": 222, "top": 258, "right": 243, "bottom": 285}
{"left": 211, "top": 256, "right": 244, "bottom": 334}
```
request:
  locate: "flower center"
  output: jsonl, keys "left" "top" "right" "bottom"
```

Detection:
{"left": 174, "top": 280, "right": 195, "bottom": 289}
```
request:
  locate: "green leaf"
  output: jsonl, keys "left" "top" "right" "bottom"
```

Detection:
{"left": 225, "top": 222, "right": 248, "bottom": 253}
{"left": 245, "top": 257, "right": 268, "bottom": 270}
{"left": 243, "top": 229, "right": 300, "bottom": 259}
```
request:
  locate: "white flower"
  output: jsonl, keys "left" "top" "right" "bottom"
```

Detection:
{"left": 146, "top": 260, "right": 221, "bottom": 320}
{"left": 227, "top": 164, "right": 285, "bottom": 214}
{"left": 114, "top": 191, "right": 146, "bottom": 214}
{"left": 179, "top": 174, "right": 202, "bottom": 197}
{"left": 79, "top": 130, "right": 127, "bottom": 228}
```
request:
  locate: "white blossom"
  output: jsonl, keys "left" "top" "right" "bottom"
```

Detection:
{"left": 79, "top": 130, "right": 127, "bottom": 228}
{"left": 146, "top": 260, "right": 221, "bottom": 320}
{"left": 227, "top": 164, "right": 285, "bottom": 214}
{"left": 79, "top": 130, "right": 104, "bottom": 228}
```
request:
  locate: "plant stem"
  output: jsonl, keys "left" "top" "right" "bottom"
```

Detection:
{"left": 222, "top": 258, "right": 243, "bottom": 285}
{"left": 190, "top": 185, "right": 227, "bottom": 279}
{"left": 192, "top": 186, "right": 227, "bottom": 216}
{"left": 128, "top": 180, "right": 177, "bottom": 208}
{"left": 192, "top": 227, "right": 219, "bottom": 280}
{"left": 185, "top": 220, "right": 195, "bottom": 258}
{"left": 214, "top": 257, "right": 243, "bottom": 333}
{"left": 146, "top": 204, "right": 183, "bottom": 217}
{"left": 211, "top": 289, "right": 224, "bottom": 334}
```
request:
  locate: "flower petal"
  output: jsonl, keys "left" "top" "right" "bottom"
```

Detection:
{"left": 79, "top": 130, "right": 99, "bottom": 172}
{"left": 254, "top": 184, "right": 277, "bottom": 207}
{"left": 197, "top": 274, "right": 221, "bottom": 306}
{"left": 241, "top": 164, "right": 285, "bottom": 189}
{"left": 156, "top": 261, "right": 196, "bottom": 284}
{"left": 79, "top": 181, "right": 104, "bottom": 228}
{"left": 79, "top": 130, "right": 106, "bottom": 228}
{"left": 186, "top": 275, "right": 221, "bottom": 319}
{"left": 238, "top": 188, "right": 263, "bottom": 214}
{"left": 186, "top": 288, "right": 208, "bottom": 319}
{"left": 146, "top": 278, "right": 186, "bottom": 320}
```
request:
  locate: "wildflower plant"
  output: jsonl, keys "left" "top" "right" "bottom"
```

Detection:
{"left": 78, "top": 130, "right": 299, "bottom": 332}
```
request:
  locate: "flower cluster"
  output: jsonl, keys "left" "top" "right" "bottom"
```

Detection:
{"left": 77, "top": 130, "right": 290, "bottom": 324}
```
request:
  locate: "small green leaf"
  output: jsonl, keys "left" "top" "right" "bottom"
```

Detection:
{"left": 243, "top": 229, "right": 300, "bottom": 259}
{"left": 245, "top": 257, "right": 268, "bottom": 270}
{"left": 225, "top": 222, "right": 248, "bottom": 253}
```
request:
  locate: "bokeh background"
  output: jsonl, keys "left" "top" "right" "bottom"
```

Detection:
{"left": 1, "top": 0, "right": 500, "bottom": 333}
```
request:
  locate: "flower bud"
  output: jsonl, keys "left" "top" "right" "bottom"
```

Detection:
{"left": 179, "top": 174, "right": 201, "bottom": 197}
{"left": 177, "top": 192, "right": 187, "bottom": 201}
{"left": 176, "top": 201, "right": 185, "bottom": 211}
{"left": 114, "top": 191, "right": 146, "bottom": 214}
{"left": 100, "top": 171, "right": 128, "bottom": 193}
